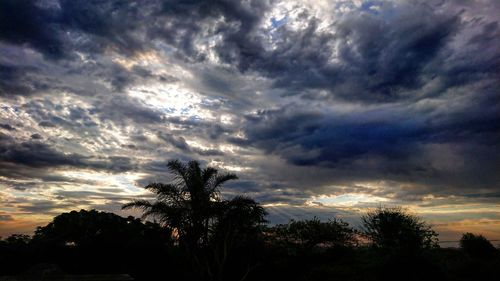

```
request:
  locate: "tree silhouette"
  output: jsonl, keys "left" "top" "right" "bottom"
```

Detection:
{"left": 361, "top": 207, "right": 438, "bottom": 254}
{"left": 11, "top": 210, "right": 172, "bottom": 278}
{"left": 460, "top": 233, "right": 497, "bottom": 259}
{"left": 32, "top": 209, "right": 170, "bottom": 248}
{"left": 271, "top": 217, "right": 357, "bottom": 254}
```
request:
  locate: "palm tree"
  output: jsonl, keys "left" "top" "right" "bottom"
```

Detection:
{"left": 122, "top": 160, "right": 237, "bottom": 252}
{"left": 123, "top": 160, "right": 269, "bottom": 280}
{"left": 122, "top": 160, "right": 268, "bottom": 280}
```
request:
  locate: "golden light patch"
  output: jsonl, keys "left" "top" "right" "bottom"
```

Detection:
{"left": 112, "top": 50, "right": 162, "bottom": 70}
{"left": 0, "top": 215, "right": 51, "bottom": 237}
{"left": 434, "top": 219, "right": 500, "bottom": 242}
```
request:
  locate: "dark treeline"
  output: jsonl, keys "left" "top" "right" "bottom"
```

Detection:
{"left": 1, "top": 160, "right": 499, "bottom": 281}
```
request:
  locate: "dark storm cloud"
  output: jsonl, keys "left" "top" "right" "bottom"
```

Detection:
{"left": 57, "top": 0, "right": 145, "bottom": 55}
{"left": 0, "top": 0, "right": 499, "bottom": 222}
{"left": 277, "top": 8, "right": 458, "bottom": 102}
{"left": 153, "top": 0, "right": 465, "bottom": 102}
{"left": 148, "top": 0, "right": 269, "bottom": 63}
{"left": 0, "top": 62, "right": 50, "bottom": 97}
{"left": 0, "top": 0, "right": 63, "bottom": 58}
{"left": 157, "top": 131, "right": 225, "bottom": 156}
{"left": 157, "top": 131, "right": 191, "bottom": 151}
{"left": 163, "top": 116, "right": 235, "bottom": 139}
{"left": 0, "top": 0, "right": 162, "bottom": 98}
{"left": 239, "top": 96, "right": 500, "bottom": 162}
{"left": 233, "top": 94, "right": 500, "bottom": 190}
{"left": 0, "top": 137, "right": 135, "bottom": 173}
{"left": 0, "top": 0, "right": 146, "bottom": 60}
{"left": 0, "top": 47, "right": 139, "bottom": 98}
{"left": 1, "top": 0, "right": 497, "bottom": 102}
{"left": 38, "top": 121, "right": 56, "bottom": 128}
{"left": 92, "top": 95, "right": 164, "bottom": 125}
{"left": 1, "top": 0, "right": 268, "bottom": 62}
{"left": 194, "top": 0, "right": 496, "bottom": 102}
{"left": 18, "top": 100, "right": 102, "bottom": 139}
{"left": 2, "top": 0, "right": 490, "bottom": 102}
{"left": 328, "top": 7, "right": 460, "bottom": 101}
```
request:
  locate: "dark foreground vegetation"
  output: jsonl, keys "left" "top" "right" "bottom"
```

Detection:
{"left": 1, "top": 160, "right": 499, "bottom": 281}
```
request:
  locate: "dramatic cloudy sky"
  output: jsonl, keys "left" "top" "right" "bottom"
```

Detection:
{"left": 1, "top": 0, "right": 499, "bottom": 241}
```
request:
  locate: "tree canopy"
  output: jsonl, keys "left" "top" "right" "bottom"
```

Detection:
{"left": 460, "top": 232, "right": 497, "bottom": 259}
{"left": 271, "top": 217, "right": 357, "bottom": 254}
{"left": 32, "top": 209, "right": 170, "bottom": 248}
{"left": 361, "top": 207, "right": 438, "bottom": 253}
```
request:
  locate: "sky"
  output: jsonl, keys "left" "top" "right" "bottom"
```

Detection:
{"left": 0, "top": 0, "right": 499, "bottom": 242}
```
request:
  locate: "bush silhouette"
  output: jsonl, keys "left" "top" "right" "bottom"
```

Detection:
{"left": 459, "top": 232, "right": 497, "bottom": 259}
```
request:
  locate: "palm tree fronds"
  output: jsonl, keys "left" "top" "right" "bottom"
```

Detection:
{"left": 167, "top": 159, "right": 189, "bottom": 184}
{"left": 202, "top": 167, "right": 218, "bottom": 186}
{"left": 122, "top": 200, "right": 153, "bottom": 210}
{"left": 213, "top": 173, "right": 238, "bottom": 190}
